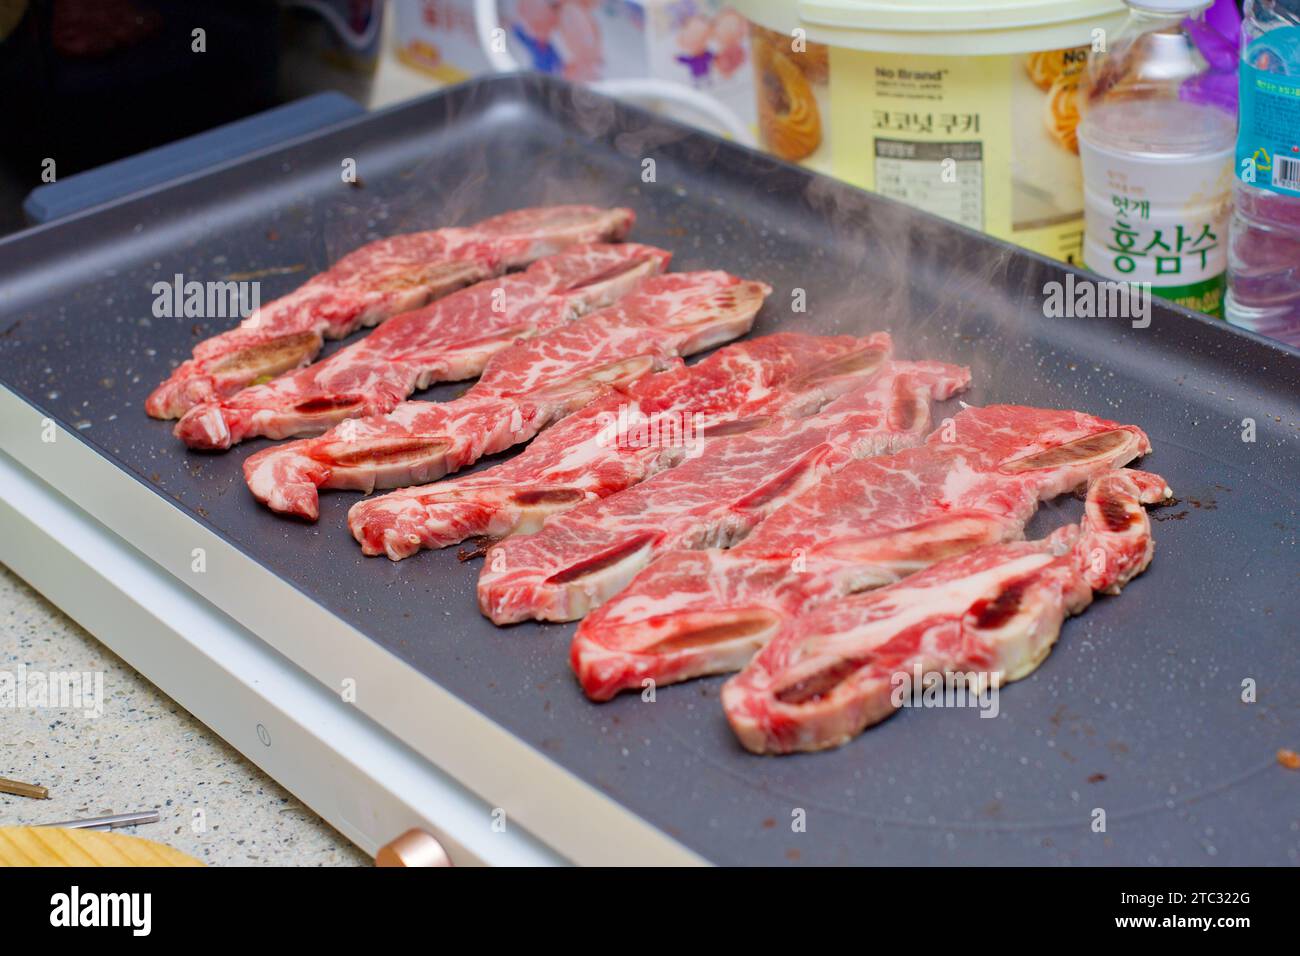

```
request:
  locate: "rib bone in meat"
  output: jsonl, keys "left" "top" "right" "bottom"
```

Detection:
{"left": 173, "top": 243, "right": 669, "bottom": 449}
{"left": 479, "top": 359, "right": 971, "bottom": 624}
{"left": 348, "top": 331, "right": 896, "bottom": 560}
{"left": 572, "top": 405, "right": 1158, "bottom": 700}
{"left": 146, "top": 205, "right": 634, "bottom": 418}
{"left": 721, "top": 468, "right": 1170, "bottom": 753}
{"left": 244, "top": 271, "right": 770, "bottom": 519}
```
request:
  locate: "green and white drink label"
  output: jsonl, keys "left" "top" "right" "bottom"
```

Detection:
{"left": 1080, "top": 134, "right": 1233, "bottom": 318}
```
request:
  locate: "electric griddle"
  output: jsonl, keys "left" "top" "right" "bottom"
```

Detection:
{"left": 1, "top": 75, "right": 1296, "bottom": 865}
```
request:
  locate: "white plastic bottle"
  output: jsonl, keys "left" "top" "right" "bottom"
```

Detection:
{"left": 1227, "top": 0, "right": 1300, "bottom": 347}
{"left": 1078, "top": 1, "right": 1237, "bottom": 318}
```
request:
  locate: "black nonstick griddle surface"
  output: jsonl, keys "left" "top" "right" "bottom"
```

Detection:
{"left": 1, "top": 75, "right": 1297, "bottom": 866}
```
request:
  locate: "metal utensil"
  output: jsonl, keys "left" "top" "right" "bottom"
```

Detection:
{"left": 41, "top": 811, "right": 160, "bottom": 832}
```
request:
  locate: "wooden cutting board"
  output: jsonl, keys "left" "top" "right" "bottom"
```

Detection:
{"left": 0, "top": 826, "right": 203, "bottom": 867}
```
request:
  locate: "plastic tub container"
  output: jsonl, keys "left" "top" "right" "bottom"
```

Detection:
{"left": 735, "top": 0, "right": 1127, "bottom": 263}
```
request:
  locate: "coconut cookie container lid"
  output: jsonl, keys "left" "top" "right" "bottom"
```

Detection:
{"left": 1127, "top": 0, "right": 1214, "bottom": 11}
{"left": 735, "top": 0, "right": 1128, "bottom": 54}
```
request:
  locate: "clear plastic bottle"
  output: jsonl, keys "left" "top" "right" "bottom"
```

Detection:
{"left": 1227, "top": 0, "right": 1300, "bottom": 347}
{"left": 1078, "top": 1, "right": 1238, "bottom": 318}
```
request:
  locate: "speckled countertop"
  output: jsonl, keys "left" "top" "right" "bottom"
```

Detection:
{"left": 0, "top": 563, "right": 368, "bottom": 867}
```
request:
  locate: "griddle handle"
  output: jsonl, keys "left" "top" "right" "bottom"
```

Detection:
{"left": 22, "top": 92, "right": 365, "bottom": 225}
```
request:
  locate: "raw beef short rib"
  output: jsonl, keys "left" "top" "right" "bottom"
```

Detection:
{"left": 173, "top": 243, "right": 669, "bottom": 449}
{"left": 479, "top": 359, "right": 971, "bottom": 624}
{"left": 348, "top": 331, "right": 897, "bottom": 560}
{"left": 572, "top": 405, "right": 1160, "bottom": 700}
{"left": 722, "top": 468, "right": 1170, "bottom": 753}
{"left": 146, "top": 205, "right": 634, "bottom": 418}
{"left": 244, "top": 271, "right": 770, "bottom": 519}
